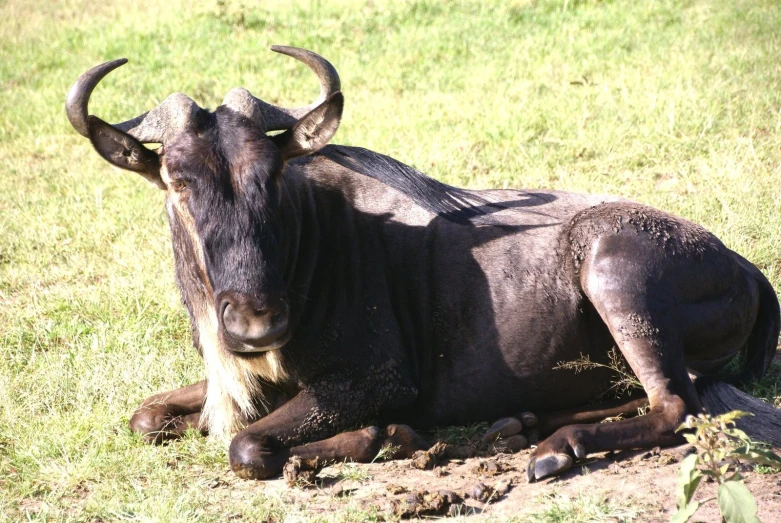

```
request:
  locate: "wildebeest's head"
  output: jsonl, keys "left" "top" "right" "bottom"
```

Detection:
{"left": 66, "top": 47, "right": 343, "bottom": 356}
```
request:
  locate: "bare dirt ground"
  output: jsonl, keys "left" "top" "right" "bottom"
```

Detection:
{"left": 204, "top": 443, "right": 781, "bottom": 521}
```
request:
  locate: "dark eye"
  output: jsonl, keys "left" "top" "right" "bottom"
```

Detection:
{"left": 170, "top": 179, "right": 189, "bottom": 192}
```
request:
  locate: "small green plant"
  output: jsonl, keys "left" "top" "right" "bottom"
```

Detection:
{"left": 334, "top": 462, "right": 371, "bottom": 482}
{"left": 332, "top": 443, "right": 400, "bottom": 483}
{"left": 555, "top": 347, "right": 642, "bottom": 398}
{"left": 672, "top": 410, "right": 781, "bottom": 523}
{"left": 374, "top": 444, "right": 400, "bottom": 462}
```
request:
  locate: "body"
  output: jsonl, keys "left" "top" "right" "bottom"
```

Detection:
{"left": 267, "top": 153, "right": 769, "bottom": 429}
{"left": 65, "top": 47, "right": 781, "bottom": 482}
{"left": 282, "top": 156, "right": 618, "bottom": 426}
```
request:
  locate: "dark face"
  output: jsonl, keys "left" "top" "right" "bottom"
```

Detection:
{"left": 162, "top": 108, "right": 291, "bottom": 353}
{"left": 82, "top": 86, "right": 343, "bottom": 358}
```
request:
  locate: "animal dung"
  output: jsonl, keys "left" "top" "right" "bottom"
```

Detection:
{"left": 410, "top": 441, "right": 450, "bottom": 470}
{"left": 389, "top": 489, "right": 463, "bottom": 518}
{"left": 282, "top": 456, "right": 324, "bottom": 487}
{"left": 471, "top": 459, "right": 511, "bottom": 476}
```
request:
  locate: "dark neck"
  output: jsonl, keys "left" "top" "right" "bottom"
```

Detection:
{"left": 275, "top": 159, "right": 368, "bottom": 348}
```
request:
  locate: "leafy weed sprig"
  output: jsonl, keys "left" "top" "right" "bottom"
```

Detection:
{"left": 673, "top": 410, "right": 781, "bottom": 523}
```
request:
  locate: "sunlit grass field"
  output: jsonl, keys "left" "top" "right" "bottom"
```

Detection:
{"left": 2, "top": 0, "right": 781, "bottom": 520}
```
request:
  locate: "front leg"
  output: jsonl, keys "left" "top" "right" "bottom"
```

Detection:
{"left": 228, "top": 389, "right": 355, "bottom": 479}
{"left": 130, "top": 380, "right": 207, "bottom": 444}
{"left": 230, "top": 373, "right": 418, "bottom": 479}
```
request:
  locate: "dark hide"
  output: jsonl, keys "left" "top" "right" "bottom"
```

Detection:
{"left": 112, "top": 103, "right": 781, "bottom": 482}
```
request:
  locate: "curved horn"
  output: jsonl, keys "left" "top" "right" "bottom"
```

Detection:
{"left": 221, "top": 45, "right": 341, "bottom": 132}
{"left": 66, "top": 58, "right": 128, "bottom": 137}
{"left": 66, "top": 59, "right": 199, "bottom": 143}
{"left": 270, "top": 45, "right": 341, "bottom": 119}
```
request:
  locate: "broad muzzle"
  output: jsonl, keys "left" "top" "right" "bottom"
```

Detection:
{"left": 218, "top": 291, "right": 289, "bottom": 352}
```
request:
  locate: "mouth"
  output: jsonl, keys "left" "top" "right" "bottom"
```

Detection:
{"left": 232, "top": 329, "right": 292, "bottom": 353}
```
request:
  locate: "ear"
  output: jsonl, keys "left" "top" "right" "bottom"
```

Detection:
{"left": 271, "top": 92, "right": 344, "bottom": 161}
{"left": 87, "top": 116, "right": 166, "bottom": 190}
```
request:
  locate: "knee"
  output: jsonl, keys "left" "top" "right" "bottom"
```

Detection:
{"left": 129, "top": 406, "right": 166, "bottom": 444}
{"left": 229, "top": 432, "right": 290, "bottom": 480}
{"left": 546, "top": 424, "right": 586, "bottom": 452}
{"left": 655, "top": 395, "right": 689, "bottom": 431}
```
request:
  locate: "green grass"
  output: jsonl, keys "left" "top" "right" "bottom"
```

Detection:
{"left": 330, "top": 461, "right": 373, "bottom": 483}
{"left": 521, "top": 492, "right": 642, "bottom": 523}
{"left": 746, "top": 359, "right": 781, "bottom": 407}
{"left": 432, "top": 422, "right": 490, "bottom": 446}
{"left": 2, "top": 0, "right": 781, "bottom": 520}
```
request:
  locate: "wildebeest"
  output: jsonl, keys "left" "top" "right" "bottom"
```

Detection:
{"left": 66, "top": 46, "right": 781, "bottom": 482}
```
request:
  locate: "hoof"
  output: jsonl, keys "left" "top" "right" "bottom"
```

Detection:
{"left": 526, "top": 453, "right": 573, "bottom": 482}
{"left": 495, "top": 434, "right": 528, "bottom": 453}
{"left": 481, "top": 417, "right": 523, "bottom": 443}
{"left": 520, "top": 412, "right": 538, "bottom": 427}
{"left": 383, "top": 424, "right": 430, "bottom": 458}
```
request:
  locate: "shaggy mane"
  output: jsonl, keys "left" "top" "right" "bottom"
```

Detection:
{"left": 319, "top": 145, "right": 505, "bottom": 223}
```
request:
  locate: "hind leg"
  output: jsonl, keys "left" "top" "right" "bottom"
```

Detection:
{"left": 532, "top": 394, "right": 650, "bottom": 436}
{"left": 528, "top": 330, "right": 699, "bottom": 480}
{"left": 529, "top": 278, "right": 705, "bottom": 479}
{"left": 527, "top": 206, "right": 762, "bottom": 480}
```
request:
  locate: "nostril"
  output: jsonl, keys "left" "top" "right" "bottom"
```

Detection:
{"left": 220, "top": 297, "right": 233, "bottom": 318}
{"left": 222, "top": 302, "right": 243, "bottom": 331}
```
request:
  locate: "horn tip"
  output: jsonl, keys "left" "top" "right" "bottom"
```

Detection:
{"left": 104, "top": 58, "right": 129, "bottom": 68}
{"left": 270, "top": 45, "right": 302, "bottom": 56}
{"left": 94, "top": 58, "right": 129, "bottom": 75}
